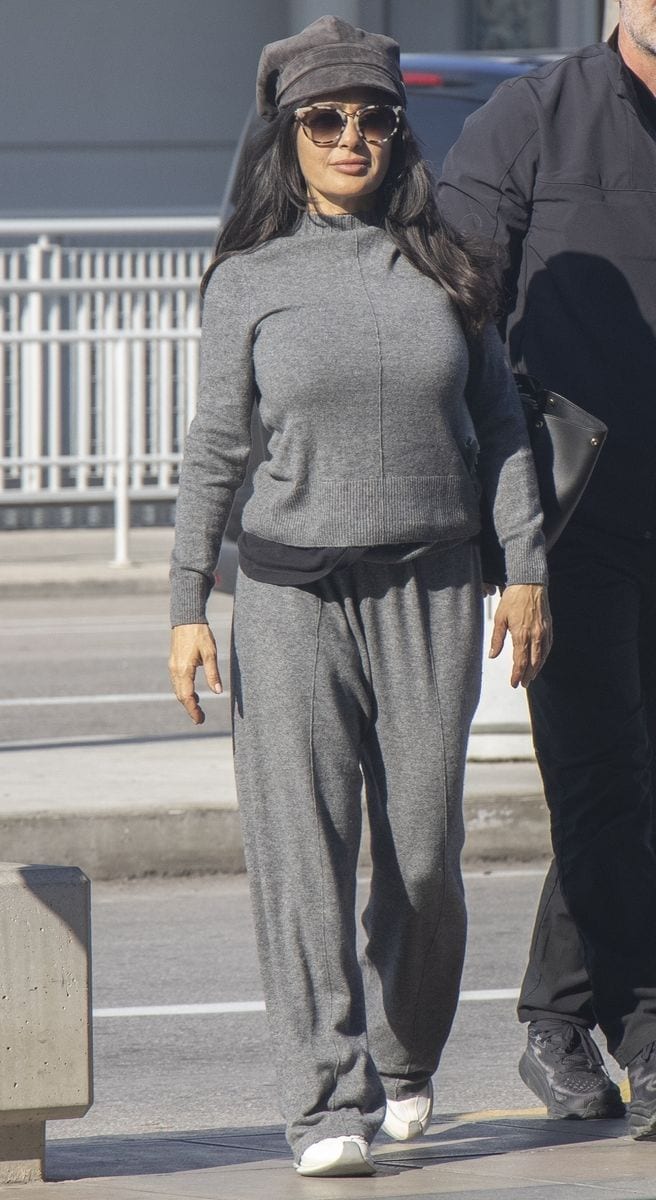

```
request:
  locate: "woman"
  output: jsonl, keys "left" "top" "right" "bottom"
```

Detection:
{"left": 169, "top": 15, "right": 551, "bottom": 1179}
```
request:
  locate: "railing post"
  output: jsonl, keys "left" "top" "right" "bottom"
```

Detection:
{"left": 111, "top": 338, "right": 131, "bottom": 567}
{"left": 75, "top": 251, "right": 92, "bottom": 491}
{"left": 46, "top": 244, "right": 63, "bottom": 492}
{"left": 22, "top": 238, "right": 49, "bottom": 493}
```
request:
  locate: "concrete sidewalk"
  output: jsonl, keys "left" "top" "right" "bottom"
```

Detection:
{"left": 0, "top": 526, "right": 239, "bottom": 595}
{"left": 0, "top": 735, "right": 551, "bottom": 878}
{"left": 0, "top": 526, "right": 172, "bottom": 595}
{"left": 7, "top": 1110, "right": 656, "bottom": 1199}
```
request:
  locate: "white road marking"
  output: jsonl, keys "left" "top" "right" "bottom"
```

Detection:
{"left": 94, "top": 1001, "right": 265, "bottom": 1018}
{"left": 93, "top": 989, "right": 520, "bottom": 1019}
{"left": 0, "top": 691, "right": 229, "bottom": 707}
{"left": 460, "top": 988, "right": 520, "bottom": 1002}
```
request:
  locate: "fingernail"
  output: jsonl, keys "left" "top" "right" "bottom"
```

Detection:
{"left": 213, "top": 683, "right": 222, "bottom": 694}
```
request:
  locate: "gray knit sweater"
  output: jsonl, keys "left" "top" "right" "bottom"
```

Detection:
{"left": 170, "top": 212, "right": 546, "bottom": 625}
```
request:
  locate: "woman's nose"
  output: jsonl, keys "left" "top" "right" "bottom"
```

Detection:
{"left": 338, "top": 113, "right": 364, "bottom": 149}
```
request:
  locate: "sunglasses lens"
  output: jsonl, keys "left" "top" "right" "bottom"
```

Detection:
{"left": 303, "top": 109, "right": 344, "bottom": 144}
{"left": 360, "top": 107, "right": 398, "bottom": 143}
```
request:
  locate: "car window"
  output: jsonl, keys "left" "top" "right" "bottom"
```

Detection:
{"left": 405, "top": 94, "right": 485, "bottom": 172}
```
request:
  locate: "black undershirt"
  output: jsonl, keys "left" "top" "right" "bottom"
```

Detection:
{"left": 238, "top": 530, "right": 449, "bottom": 586}
{"left": 238, "top": 532, "right": 366, "bottom": 585}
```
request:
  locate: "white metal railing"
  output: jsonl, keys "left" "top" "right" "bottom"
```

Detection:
{"left": 0, "top": 219, "right": 217, "bottom": 563}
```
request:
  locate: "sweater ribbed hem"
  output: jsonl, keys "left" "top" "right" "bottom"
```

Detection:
{"left": 241, "top": 474, "right": 482, "bottom": 547}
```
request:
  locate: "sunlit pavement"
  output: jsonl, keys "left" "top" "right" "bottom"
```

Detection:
{"left": 24, "top": 1096, "right": 656, "bottom": 1200}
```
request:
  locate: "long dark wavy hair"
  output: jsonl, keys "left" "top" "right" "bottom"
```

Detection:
{"left": 201, "top": 101, "right": 499, "bottom": 335}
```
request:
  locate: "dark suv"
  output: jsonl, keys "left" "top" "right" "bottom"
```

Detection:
{"left": 214, "top": 51, "right": 561, "bottom": 588}
{"left": 398, "top": 51, "right": 560, "bottom": 167}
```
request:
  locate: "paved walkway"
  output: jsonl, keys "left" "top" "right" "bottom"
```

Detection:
{"left": 1, "top": 527, "right": 175, "bottom": 594}
{"left": 0, "top": 729, "right": 550, "bottom": 876}
{"left": 5, "top": 1104, "right": 656, "bottom": 1198}
{"left": 0, "top": 526, "right": 240, "bottom": 594}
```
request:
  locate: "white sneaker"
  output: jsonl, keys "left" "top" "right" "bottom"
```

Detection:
{"left": 294, "top": 1135, "right": 375, "bottom": 1177}
{"left": 382, "top": 1079, "right": 434, "bottom": 1141}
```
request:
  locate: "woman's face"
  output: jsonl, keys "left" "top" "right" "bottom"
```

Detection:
{"left": 294, "top": 88, "right": 397, "bottom": 216}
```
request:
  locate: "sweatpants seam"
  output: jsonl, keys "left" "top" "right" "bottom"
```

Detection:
{"left": 308, "top": 591, "right": 347, "bottom": 1131}
{"left": 404, "top": 559, "right": 452, "bottom": 1077}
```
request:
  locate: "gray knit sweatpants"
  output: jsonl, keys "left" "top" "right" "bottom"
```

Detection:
{"left": 230, "top": 543, "right": 483, "bottom": 1158}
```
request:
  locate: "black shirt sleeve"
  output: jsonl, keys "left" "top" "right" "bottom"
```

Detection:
{"left": 437, "top": 78, "right": 539, "bottom": 325}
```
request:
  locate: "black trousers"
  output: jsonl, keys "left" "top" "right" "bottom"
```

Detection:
{"left": 517, "top": 521, "right": 656, "bottom": 1066}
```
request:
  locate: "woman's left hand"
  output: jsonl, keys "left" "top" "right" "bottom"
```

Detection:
{"left": 489, "top": 584, "right": 553, "bottom": 688}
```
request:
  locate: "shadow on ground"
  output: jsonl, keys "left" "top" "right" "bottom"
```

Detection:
{"left": 375, "top": 1114, "right": 628, "bottom": 1171}
{"left": 46, "top": 1114, "right": 628, "bottom": 1182}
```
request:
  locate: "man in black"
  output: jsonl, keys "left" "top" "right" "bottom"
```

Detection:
{"left": 438, "top": 0, "right": 656, "bottom": 1138}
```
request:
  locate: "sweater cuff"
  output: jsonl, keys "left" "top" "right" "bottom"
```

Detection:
{"left": 169, "top": 568, "right": 213, "bottom": 627}
{"left": 502, "top": 534, "right": 549, "bottom": 587}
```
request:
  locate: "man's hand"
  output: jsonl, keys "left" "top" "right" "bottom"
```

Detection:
{"left": 489, "top": 585, "right": 552, "bottom": 688}
{"left": 169, "top": 623, "right": 222, "bottom": 724}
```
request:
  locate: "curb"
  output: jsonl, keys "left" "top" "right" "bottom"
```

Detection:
{"left": 0, "top": 537, "right": 239, "bottom": 599}
{"left": 462, "top": 791, "right": 550, "bottom": 862}
{"left": 0, "top": 806, "right": 246, "bottom": 879}
{"left": 0, "top": 793, "right": 550, "bottom": 881}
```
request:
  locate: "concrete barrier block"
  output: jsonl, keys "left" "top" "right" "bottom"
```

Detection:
{"left": 0, "top": 1122, "right": 45, "bottom": 1185}
{"left": 0, "top": 864, "right": 92, "bottom": 1183}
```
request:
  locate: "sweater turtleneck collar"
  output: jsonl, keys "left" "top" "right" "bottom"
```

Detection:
{"left": 297, "top": 208, "right": 384, "bottom": 235}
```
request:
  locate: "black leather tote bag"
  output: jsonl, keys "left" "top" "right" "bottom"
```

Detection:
{"left": 479, "top": 374, "right": 608, "bottom": 585}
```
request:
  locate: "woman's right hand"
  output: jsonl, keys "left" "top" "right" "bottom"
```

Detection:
{"left": 169, "top": 623, "right": 223, "bottom": 725}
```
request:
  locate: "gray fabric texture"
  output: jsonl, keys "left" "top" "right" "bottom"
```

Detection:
{"left": 230, "top": 543, "right": 483, "bottom": 1158}
{"left": 170, "top": 211, "right": 546, "bottom": 626}
{"left": 256, "top": 16, "right": 405, "bottom": 120}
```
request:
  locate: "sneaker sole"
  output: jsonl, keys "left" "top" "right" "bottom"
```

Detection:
{"left": 294, "top": 1144, "right": 375, "bottom": 1177}
{"left": 519, "top": 1051, "right": 626, "bottom": 1120}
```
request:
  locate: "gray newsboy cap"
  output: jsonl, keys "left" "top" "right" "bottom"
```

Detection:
{"left": 256, "top": 15, "right": 406, "bottom": 120}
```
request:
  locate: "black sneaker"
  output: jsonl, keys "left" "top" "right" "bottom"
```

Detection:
{"left": 519, "top": 1021, "right": 625, "bottom": 1120}
{"left": 627, "top": 1042, "right": 656, "bottom": 1140}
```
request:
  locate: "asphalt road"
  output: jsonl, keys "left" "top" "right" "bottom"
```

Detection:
{"left": 48, "top": 869, "right": 624, "bottom": 1145}
{"left": 2, "top": 581, "right": 532, "bottom": 762}
{"left": 1, "top": 591, "right": 233, "bottom": 746}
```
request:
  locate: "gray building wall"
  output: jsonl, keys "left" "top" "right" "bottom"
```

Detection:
{"left": 1, "top": 0, "right": 286, "bottom": 216}
{"left": 0, "top": 0, "right": 604, "bottom": 218}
